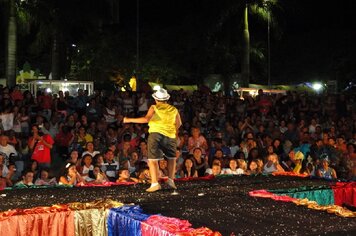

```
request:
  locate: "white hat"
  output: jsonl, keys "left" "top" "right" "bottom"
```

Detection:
{"left": 152, "top": 88, "right": 170, "bottom": 101}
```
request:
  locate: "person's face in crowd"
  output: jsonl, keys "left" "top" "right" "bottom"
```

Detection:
{"left": 159, "top": 159, "right": 167, "bottom": 169}
{"left": 267, "top": 145, "right": 274, "bottom": 154}
{"left": 321, "top": 159, "right": 329, "bottom": 169}
{"left": 212, "top": 165, "right": 222, "bottom": 176}
{"left": 41, "top": 170, "right": 49, "bottom": 180}
{"left": 184, "top": 159, "right": 193, "bottom": 169}
{"left": 191, "top": 128, "right": 200, "bottom": 138}
{"left": 86, "top": 142, "right": 94, "bottom": 152}
{"left": 96, "top": 155, "right": 104, "bottom": 164}
{"left": 123, "top": 142, "right": 131, "bottom": 151}
{"left": 273, "top": 139, "right": 280, "bottom": 148}
{"left": 84, "top": 156, "right": 92, "bottom": 166}
{"left": 193, "top": 148, "right": 202, "bottom": 159}
{"left": 23, "top": 172, "right": 34, "bottom": 184}
{"left": 268, "top": 154, "right": 278, "bottom": 163}
{"left": 93, "top": 166, "right": 101, "bottom": 177}
{"left": 105, "top": 151, "right": 114, "bottom": 161}
{"left": 139, "top": 141, "right": 147, "bottom": 151}
{"left": 0, "top": 135, "right": 8, "bottom": 146}
{"left": 215, "top": 150, "right": 224, "bottom": 159}
{"left": 70, "top": 151, "right": 79, "bottom": 162}
{"left": 229, "top": 160, "right": 237, "bottom": 171}
{"left": 68, "top": 166, "right": 77, "bottom": 177}
{"left": 31, "top": 161, "right": 38, "bottom": 170}
{"left": 130, "top": 152, "right": 138, "bottom": 163}
{"left": 347, "top": 144, "right": 355, "bottom": 154}
{"left": 249, "top": 161, "right": 258, "bottom": 171}
{"left": 119, "top": 170, "right": 130, "bottom": 179}
{"left": 328, "top": 138, "right": 336, "bottom": 146}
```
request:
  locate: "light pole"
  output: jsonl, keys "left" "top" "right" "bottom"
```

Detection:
{"left": 267, "top": 10, "right": 271, "bottom": 87}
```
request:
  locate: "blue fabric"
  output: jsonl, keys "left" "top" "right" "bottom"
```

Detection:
{"left": 108, "top": 205, "right": 151, "bottom": 236}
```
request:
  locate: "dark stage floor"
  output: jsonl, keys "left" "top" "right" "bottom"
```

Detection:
{"left": 1, "top": 176, "right": 356, "bottom": 235}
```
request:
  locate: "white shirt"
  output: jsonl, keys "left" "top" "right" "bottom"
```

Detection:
{"left": 0, "top": 144, "right": 18, "bottom": 166}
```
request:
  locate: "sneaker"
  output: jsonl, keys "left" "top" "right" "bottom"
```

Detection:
{"left": 146, "top": 184, "right": 161, "bottom": 192}
{"left": 166, "top": 178, "right": 177, "bottom": 190}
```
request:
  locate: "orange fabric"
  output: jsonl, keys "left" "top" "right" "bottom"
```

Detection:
{"left": 0, "top": 209, "right": 74, "bottom": 236}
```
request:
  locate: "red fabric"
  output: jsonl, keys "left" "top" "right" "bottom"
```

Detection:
{"left": 331, "top": 182, "right": 356, "bottom": 207}
{"left": 29, "top": 134, "right": 54, "bottom": 163}
{"left": 175, "top": 175, "right": 215, "bottom": 182}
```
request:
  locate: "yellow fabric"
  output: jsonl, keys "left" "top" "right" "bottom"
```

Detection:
{"left": 149, "top": 104, "right": 178, "bottom": 138}
{"left": 74, "top": 209, "right": 109, "bottom": 236}
{"left": 293, "top": 163, "right": 302, "bottom": 173}
{"left": 293, "top": 198, "right": 356, "bottom": 218}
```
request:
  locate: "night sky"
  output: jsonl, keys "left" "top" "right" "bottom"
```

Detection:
{"left": 1, "top": 0, "right": 356, "bottom": 87}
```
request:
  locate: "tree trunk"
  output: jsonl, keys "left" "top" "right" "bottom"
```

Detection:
{"left": 51, "top": 30, "right": 60, "bottom": 80}
{"left": 6, "top": 0, "right": 17, "bottom": 88}
{"left": 241, "top": 4, "right": 250, "bottom": 87}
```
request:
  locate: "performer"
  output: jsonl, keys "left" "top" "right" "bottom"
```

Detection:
{"left": 123, "top": 88, "right": 181, "bottom": 192}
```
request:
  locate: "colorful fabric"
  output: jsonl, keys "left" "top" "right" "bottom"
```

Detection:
{"left": 269, "top": 185, "right": 334, "bottom": 206}
{"left": 332, "top": 182, "right": 356, "bottom": 207}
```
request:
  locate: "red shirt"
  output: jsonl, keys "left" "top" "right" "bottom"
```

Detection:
{"left": 29, "top": 134, "right": 54, "bottom": 163}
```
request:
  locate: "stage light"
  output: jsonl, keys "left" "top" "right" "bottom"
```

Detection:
{"left": 312, "top": 82, "right": 323, "bottom": 91}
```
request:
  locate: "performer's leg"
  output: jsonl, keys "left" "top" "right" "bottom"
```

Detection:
{"left": 167, "top": 158, "right": 176, "bottom": 180}
{"left": 147, "top": 159, "right": 159, "bottom": 184}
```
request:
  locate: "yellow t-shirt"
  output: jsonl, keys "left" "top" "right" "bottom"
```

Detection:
{"left": 149, "top": 104, "right": 178, "bottom": 138}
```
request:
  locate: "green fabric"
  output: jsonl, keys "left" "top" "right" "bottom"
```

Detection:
{"left": 270, "top": 186, "right": 334, "bottom": 206}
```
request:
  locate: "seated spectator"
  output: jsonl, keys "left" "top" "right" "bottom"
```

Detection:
{"left": 14, "top": 170, "right": 34, "bottom": 187}
{"left": 137, "top": 165, "right": 151, "bottom": 184}
{"left": 75, "top": 126, "right": 93, "bottom": 150}
{"left": 158, "top": 159, "right": 169, "bottom": 178}
{"left": 205, "top": 158, "right": 222, "bottom": 175}
{"left": 316, "top": 158, "right": 337, "bottom": 180}
{"left": 55, "top": 124, "right": 74, "bottom": 159}
{"left": 79, "top": 154, "right": 94, "bottom": 181}
{"left": 223, "top": 159, "right": 244, "bottom": 175}
{"left": 116, "top": 169, "right": 139, "bottom": 183}
{"left": 88, "top": 165, "right": 109, "bottom": 184}
{"left": 263, "top": 154, "right": 284, "bottom": 174}
{"left": 59, "top": 163, "right": 85, "bottom": 185}
{"left": 192, "top": 147, "right": 208, "bottom": 177}
{"left": 247, "top": 159, "right": 261, "bottom": 175}
{"left": 82, "top": 142, "right": 100, "bottom": 158}
{"left": 103, "top": 149, "right": 119, "bottom": 182}
{"left": 211, "top": 163, "right": 222, "bottom": 176}
{"left": 93, "top": 153, "right": 106, "bottom": 172}
{"left": 0, "top": 154, "right": 16, "bottom": 187}
{"left": 34, "top": 169, "right": 57, "bottom": 186}
{"left": 180, "top": 157, "right": 198, "bottom": 178}
{"left": 188, "top": 126, "right": 208, "bottom": 154}
{"left": 27, "top": 160, "right": 40, "bottom": 180}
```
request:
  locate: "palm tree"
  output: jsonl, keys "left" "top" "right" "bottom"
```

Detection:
{"left": 242, "top": 0, "right": 278, "bottom": 87}
{"left": 5, "top": 0, "right": 16, "bottom": 88}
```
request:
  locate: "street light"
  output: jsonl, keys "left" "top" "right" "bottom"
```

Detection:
{"left": 267, "top": 9, "right": 271, "bottom": 87}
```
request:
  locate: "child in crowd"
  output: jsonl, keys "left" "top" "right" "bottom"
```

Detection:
{"left": 116, "top": 169, "right": 139, "bottom": 183}
{"left": 35, "top": 169, "right": 57, "bottom": 185}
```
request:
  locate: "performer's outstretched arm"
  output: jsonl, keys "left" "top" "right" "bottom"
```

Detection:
{"left": 123, "top": 106, "right": 154, "bottom": 124}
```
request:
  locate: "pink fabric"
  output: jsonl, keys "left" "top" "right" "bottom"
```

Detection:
{"left": 76, "top": 181, "right": 137, "bottom": 187}
{"left": 249, "top": 189, "right": 297, "bottom": 202}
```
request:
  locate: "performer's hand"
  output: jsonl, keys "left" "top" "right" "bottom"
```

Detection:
{"left": 123, "top": 117, "right": 127, "bottom": 123}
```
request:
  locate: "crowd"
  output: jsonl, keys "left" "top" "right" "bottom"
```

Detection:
{"left": 0, "top": 84, "right": 355, "bottom": 189}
